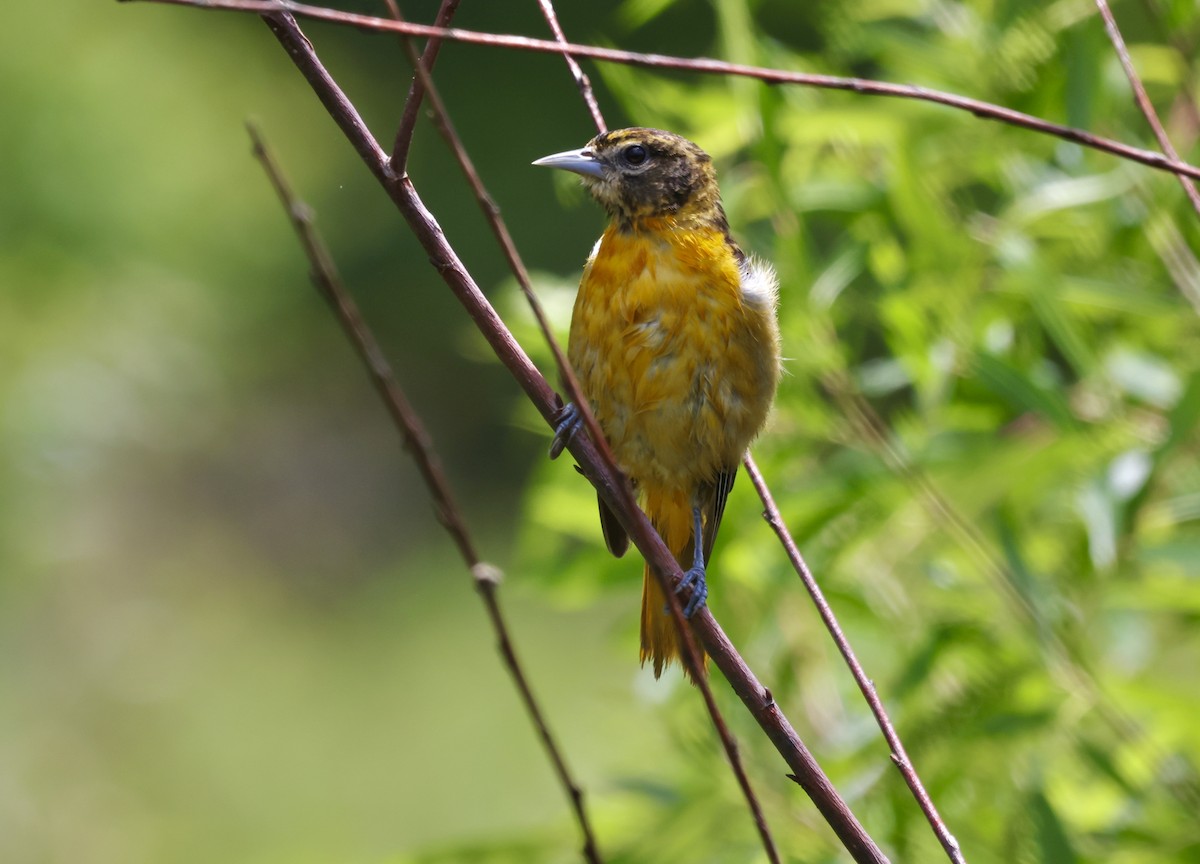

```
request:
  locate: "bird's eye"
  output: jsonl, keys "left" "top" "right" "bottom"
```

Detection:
{"left": 623, "top": 144, "right": 648, "bottom": 166}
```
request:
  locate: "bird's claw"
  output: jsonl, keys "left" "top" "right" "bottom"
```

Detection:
{"left": 549, "top": 401, "right": 582, "bottom": 460}
{"left": 676, "top": 565, "right": 708, "bottom": 618}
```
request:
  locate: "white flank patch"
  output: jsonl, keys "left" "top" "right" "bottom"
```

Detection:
{"left": 739, "top": 255, "right": 779, "bottom": 309}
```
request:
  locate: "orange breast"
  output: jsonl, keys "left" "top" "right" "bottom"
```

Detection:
{"left": 567, "top": 222, "right": 779, "bottom": 492}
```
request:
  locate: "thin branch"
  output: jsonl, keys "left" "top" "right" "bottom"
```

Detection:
{"left": 1135, "top": 0, "right": 1200, "bottom": 142}
{"left": 245, "top": 119, "right": 604, "bottom": 864}
{"left": 743, "top": 455, "right": 965, "bottom": 864}
{"left": 390, "top": 22, "right": 779, "bottom": 863}
{"left": 387, "top": 0, "right": 460, "bottom": 172}
{"left": 240, "top": 10, "right": 890, "bottom": 862}
{"left": 1093, "top": 0, "right": 1200, "bottom": 217}
{"left": 535, "top": 0, "right": 606, "bottom": 133}
{"left": 120, "top": 0, "right": 1200, "bottom": 183}
{"left": 247, "top": 121, "right": 478, "bottom": 565}
{"left": 383, "top": 2, "right": 621, "bottom": 517}
{"left": 816, "top": 357, "right": 1200, "bottom": 816}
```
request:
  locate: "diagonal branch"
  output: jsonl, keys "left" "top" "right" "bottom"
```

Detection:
{"left": 245, "top": 120, "right": 604, "bottom": 864}
{"left": 119, "top": 0, "right": 1200, "bottom": 183}
{"left": 535, "top": 0, "right": 606, "bottom": 133}
{"left": 818, "top": 350, "right": 1200, "bottom": 817}
{"left": 388, "top": 0, "right": 461, "bottom": 172}
{"left": 744, "top": 455, "right": 965, "bottom": 864}
{"left": 389, "top": 17, "right": 778, "bottom": 862}
{"left": 1092, "top": 0, "right": 1200, "bottom": 218}
{"left": 239, "top": 9, "right": 890, "bottom": 863}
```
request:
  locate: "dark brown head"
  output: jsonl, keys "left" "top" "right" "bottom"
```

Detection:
{"left": 534, "top": 127, "right": 723, "bottom": 228}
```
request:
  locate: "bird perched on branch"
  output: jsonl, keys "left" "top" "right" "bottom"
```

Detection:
{"left": 535, "top": 128, "right": 781, "bottom": 679}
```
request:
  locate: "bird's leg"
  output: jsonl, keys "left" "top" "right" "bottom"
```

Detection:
{"left": 549, "top": 401, "right": 582, "bottom": 460}
{"left": 676, "top": 504, "right": 708, "bottom": 617}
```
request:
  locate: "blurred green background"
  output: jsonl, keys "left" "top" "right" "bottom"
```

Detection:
{"left": 4, "top": 0, "right": 1200, "bottom": 861}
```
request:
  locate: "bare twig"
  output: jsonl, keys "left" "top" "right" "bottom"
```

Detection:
{"left": 1135, "top": 0, "right": 1200, "bottom": 143}
{"left": 120, "top": 0, "right": 1200, "bottom": 183}
{"left": 245, "top": 119, "right": 604, "bottom": 864}
{"left": 743, "top": 455, "right": 965, "bottom": 864}
{"left": 382, "top": 1, "right": 620, "bottom": 517}
{"left": 535, "top": 0, "right": 606, "bottom": 133}
{"left": 815, "top": 358, "right": 1200, "bottom": 816}
{"left": 391, "top": 19, "right": 779, "bottom": 861}
{"left": 388, "top": 0, "right": 461, "bottom": 172}
{"left": 248, "top": 120, "right": 477, "bottom": 564}
{"left": 239, "top": 10, "right": 890, "bottom": 862}
{"left": 1093, "top": 0, "right": 1200, "bottom": 217}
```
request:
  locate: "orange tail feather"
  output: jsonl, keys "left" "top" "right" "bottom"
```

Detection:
{"left": 639, "top": 486, "right": 708, "bottom": 680}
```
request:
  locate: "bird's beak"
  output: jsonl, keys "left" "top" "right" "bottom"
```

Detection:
{"left": 532, "top": 147, "right": 605, "bottom": 179}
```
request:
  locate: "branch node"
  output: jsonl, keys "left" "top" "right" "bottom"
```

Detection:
{"left": 472, "top": 561, "right": 504, "bottom": 587}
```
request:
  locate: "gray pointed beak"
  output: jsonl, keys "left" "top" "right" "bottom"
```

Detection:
{"left": 532, "top": 147, "right": 605, "bottom": 179}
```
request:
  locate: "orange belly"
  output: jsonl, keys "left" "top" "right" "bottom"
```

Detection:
{"left": 568, "top": 221, "right": 779, "bottom": 493}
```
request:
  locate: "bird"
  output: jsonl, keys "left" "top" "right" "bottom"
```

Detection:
{"left": 534, "top": 128, "right": 781, "bottom": 679}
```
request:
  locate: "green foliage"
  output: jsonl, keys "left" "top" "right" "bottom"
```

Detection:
{"left": 517, "top": 0, "right": 1200, "bottom": 861}
{"left": 5, "top": 0, "right": 1200, "bottom": 862}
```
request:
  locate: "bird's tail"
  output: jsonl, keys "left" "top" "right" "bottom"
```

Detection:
{"left": 640, "top": 485, "right": 708, "bottom": 680}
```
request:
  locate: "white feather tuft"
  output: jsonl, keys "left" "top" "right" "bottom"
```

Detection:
{"left": 738, "top": 255, "right": 779, "bottom": 309}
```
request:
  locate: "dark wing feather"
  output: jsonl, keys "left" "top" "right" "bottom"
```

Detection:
{"left": 702, "top": 468, "right": 737, "bottom": 564}
{"left": 597, "top": 493, "right": 630, "bottom": 558}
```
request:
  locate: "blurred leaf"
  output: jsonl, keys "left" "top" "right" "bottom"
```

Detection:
{"left": 973, "top": 352, "right": 1078, "bottom": 430}
{"left": 1030, "top": 788, "right": 1079, "bottom": 864}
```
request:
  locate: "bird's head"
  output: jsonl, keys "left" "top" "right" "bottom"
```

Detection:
{"left": 534, "top": 127, "right": 722, "bottom": 229}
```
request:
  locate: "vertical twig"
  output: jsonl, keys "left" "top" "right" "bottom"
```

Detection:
{"left": 389, "top": 0, "right": 462, "bottom": 171}
{"left": 246, "top": 119, "right": 604, "bottom": 864}
{"left": 1093, "top": 0, "right": 1200, "bottom": 218}
{"left": 535, "top": 0, "right": 607, "bottom": 133}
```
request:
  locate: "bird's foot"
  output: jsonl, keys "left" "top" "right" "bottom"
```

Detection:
{"left": 549, "top": 401, "right": 582, "bottom": 460}
{"left": 676, "top": 565, "right": 708, "bottom": 618}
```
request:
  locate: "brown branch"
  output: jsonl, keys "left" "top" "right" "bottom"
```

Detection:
{"left": 816, "top": 357, "right": 1200, "bottom": 817}
{"left": 247, "top": 120, "right": 478, "bottom": 565}
{"left": 390, "top": 18, "right": 779, "bottom": 862}
{"left": 245, "top": 119, "right": 604, "bottom": 864}
{"left": 387, "top": 0, "right": 461, "bottom": 172}
{"left": 234, "top": 9, "right": 891, "bottom": 862}
{"left": 1135, "top": 0, "right": 1200, "bottom": 143}
{"left": 743, "top": 455, "right": 965, "bottom": 864}
{"left": 119, "top": 0, "right": 1200, "bottom": 183}
{"left": 535, "top": 0, "right": 607, "bottom": 133}
{"left": 1093, "top": 0, "right": 1200, "bottom": 217}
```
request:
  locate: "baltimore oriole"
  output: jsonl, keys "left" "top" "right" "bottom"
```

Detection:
{"left": 535, "top": 128, "right": 781, "bottom": 678}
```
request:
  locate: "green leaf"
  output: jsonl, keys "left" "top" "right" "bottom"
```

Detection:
{"left": 972, "top": 352, "right": 1077, "bottom": 430}
{"left": 1030, "top": 788, "right": 1079, "bottom": 864}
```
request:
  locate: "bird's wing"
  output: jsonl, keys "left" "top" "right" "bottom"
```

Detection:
{"left": 598, "top": 493, "right": 630, "bottom": 558}
{"left": 702, "top": 468, "right": 737, "bottom": 564}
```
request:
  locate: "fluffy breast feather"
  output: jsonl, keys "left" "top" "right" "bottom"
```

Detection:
{"left": 569, "top": 223, "right": 780, "bottom": 488}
